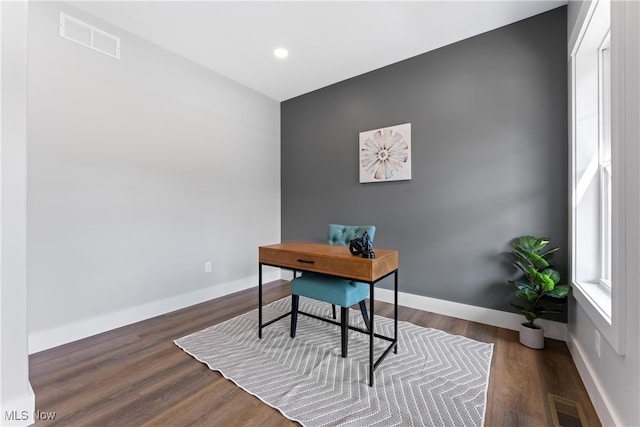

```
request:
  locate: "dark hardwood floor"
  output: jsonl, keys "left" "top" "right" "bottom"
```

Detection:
{"left": 30, "top": 280, "right": 601, "bottom": 426}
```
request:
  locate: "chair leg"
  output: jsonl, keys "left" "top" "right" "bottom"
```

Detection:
{"left": 359, "top": 300, "right": 371, "bottom": 331}
{"left": 291, "top": 295, "right": 299, "bottom": 338}
{"left": 341, "top": 306, "right": 349, "bottom": 358}
{"left": 332, "top": 304, "right": 337, "bottom": 319}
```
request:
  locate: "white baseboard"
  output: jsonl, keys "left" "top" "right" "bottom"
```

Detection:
{"left": 566, "top": 332, "right": 621, "bottom": 427}
{"left": 374, "top": 288, "right": 568, "bottom": 341}
{"left": 28, "top": 271, "right": 280, "bottom": 354}
{"left": 28, "top": 272, "right": 568, "bottom": 354}
{"left": 0, "top": 383, "right": 35, "bottom": 426}
{"left": 284, "top": 269, "right": 567, "bottom": 340}
{"left": 26, "top": 271, "right": 610, "bottom": 426}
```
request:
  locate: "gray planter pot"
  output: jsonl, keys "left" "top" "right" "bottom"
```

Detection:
{"left": 519, "top": 323, "right": 544, "bottom": 349}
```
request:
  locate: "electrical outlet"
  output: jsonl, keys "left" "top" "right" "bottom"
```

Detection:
{"left": 205, "top": 261, "right": 212, "bottom": 273}
{"left": 595, "top": 330, "right": 601, "bottom": 358}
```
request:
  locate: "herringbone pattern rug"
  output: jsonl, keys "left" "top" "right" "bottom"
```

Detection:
{"left": 175, "top": 297, "right": 494, "bottom": 426}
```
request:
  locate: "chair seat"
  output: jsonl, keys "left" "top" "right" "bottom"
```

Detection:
{"left": 291, "top": 275, "right": 368, "bottom": 308}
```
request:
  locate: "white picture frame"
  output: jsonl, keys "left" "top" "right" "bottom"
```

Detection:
{"left": 359, "top": 123, "right": 411, "bottom": 183}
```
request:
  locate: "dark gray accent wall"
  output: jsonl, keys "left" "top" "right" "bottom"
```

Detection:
{"left": 282, "top": 7, "right": 568, "bottom": 314}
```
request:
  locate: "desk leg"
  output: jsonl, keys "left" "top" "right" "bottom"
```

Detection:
{"left": 394, "top": 270, "right": 398, "bottom": 354}
{"left": 258, "top": 262, "right": 263, "bottom": 339}
{"left": 369, "top": 282, "right": 375, "bottom": 387}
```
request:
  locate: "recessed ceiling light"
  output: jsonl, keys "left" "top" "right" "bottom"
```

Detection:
{"left": 274, "top": 48, "right": 289, "bottom": 59}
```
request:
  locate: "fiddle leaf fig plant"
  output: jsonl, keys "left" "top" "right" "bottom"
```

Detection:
{"left": 509, "top": 236, "right": 572, "bottom": 328}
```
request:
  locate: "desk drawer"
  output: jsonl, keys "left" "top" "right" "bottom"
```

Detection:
{"left": 260, "top": 248, "right": 370, "bottom": 281}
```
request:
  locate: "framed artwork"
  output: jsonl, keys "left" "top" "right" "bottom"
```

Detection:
{"left": 359, "top": 123, "right": 411, "bottom": 183}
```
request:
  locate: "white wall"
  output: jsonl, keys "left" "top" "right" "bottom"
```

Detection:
{"left": 1, "top": 1, "right": 35, "bottom": 425}
{"left": 567, "top": 1, "right": 640, "bottom": 426}
{"left": 27, "top": 2, "right": 281, "bottom": 353}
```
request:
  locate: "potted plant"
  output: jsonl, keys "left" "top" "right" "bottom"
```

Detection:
{"left": 509, "top": 235, "right": 572, "bottom": 349}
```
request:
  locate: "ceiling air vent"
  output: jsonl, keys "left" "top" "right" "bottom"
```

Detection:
{"left": 59, "top": 13, "right": 120, "bottom": 59}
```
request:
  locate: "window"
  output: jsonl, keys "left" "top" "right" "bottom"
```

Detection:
{"left": 598, "top": 32, "right": 611, "bottom": 288}
{"left": 572, "top": 0, "right": 611, "bottom": 314}
{"left": 570, "top": 0, "right": 627, "bottom": 356}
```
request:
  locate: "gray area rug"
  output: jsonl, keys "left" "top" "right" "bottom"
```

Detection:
{"left": 175, "top": 297, "right": 494, "bottom": 426}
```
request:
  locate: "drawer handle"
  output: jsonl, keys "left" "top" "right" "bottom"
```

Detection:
{"left": 296, "top": 259, "right": 315, "bottom": 264}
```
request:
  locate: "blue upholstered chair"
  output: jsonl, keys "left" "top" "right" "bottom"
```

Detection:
{"left": 290, "top": 224, "right": 375, "bottom": 358}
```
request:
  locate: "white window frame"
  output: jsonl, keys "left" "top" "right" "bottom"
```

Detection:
{"left": 570, "top": 0, "right": 626, "bottom": 356}
{"left": 598, "top": 31, "right": 611, "bottom": 289}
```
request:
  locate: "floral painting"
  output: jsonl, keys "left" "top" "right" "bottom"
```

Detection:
{"left": 359, "top": 123, "right": 411, "bottom": 183}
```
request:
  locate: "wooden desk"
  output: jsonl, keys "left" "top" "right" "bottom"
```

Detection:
{"left": 258, "top": 242, "right": 399, "bottom": 387}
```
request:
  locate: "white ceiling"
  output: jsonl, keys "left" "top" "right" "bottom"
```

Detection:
{"left": 70, "top": 1, "right": 567, "bottom": 101}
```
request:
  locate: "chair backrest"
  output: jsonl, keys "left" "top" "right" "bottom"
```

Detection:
{"left": 327, "top": 224, "right": 376, "bottom": 247}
